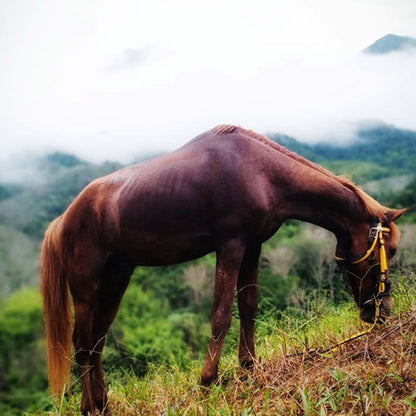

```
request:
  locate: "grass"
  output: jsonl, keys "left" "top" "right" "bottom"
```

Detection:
{"left": 30, "top": 272, "right": 416, "bottom": 415}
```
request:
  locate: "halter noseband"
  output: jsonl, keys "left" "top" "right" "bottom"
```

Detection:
{"left": 335, "top": 221, "right": 390, "bottom": 297}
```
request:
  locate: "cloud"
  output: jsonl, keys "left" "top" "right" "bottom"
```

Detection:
{"left": 2, "top": 46, "right": 416, "bottom": 166}
{"left": 106, "top": 48, "right": 149, "bottom": 72}
{"left": 1, "top": 0, "right": 416, "bottom": 166}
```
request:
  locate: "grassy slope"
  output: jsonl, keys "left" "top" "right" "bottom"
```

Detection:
{"left": 1, "top": 136, "right": 412, "bottom": 415}
{"left": 35, "top": 272, "right": 416, "bottom": 416}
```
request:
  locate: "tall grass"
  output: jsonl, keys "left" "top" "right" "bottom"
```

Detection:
{"left": 30, "top": 270, "right": 416, "bottom": 416}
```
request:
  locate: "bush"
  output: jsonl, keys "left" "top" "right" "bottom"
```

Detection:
{"left": 0, "top": 288, "right": 49, "bottom": 415}
{"left": 105, "top": 283, "right": 189, "bottom": 377}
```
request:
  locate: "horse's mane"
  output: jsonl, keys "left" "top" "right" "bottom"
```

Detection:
{"left": 213, "top": 124, "right": 388, "bottom": 221}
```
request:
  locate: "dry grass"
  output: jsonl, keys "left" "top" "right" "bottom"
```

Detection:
{"left": 247, "top": 312, "right": 416, "bottom": 415}
{"left": 37, "top": 271, "right": 416, "bottom": 416}
{"left": 87, "top": 311, "right": 416, "bottom": 416}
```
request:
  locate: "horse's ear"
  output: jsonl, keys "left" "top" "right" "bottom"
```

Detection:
{"left": 384, "top": 208, "right": 409, "bottom": 223}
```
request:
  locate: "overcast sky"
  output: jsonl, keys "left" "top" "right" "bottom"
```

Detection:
{"left": 1, "top": 0, "right": 416, "bottom": 165}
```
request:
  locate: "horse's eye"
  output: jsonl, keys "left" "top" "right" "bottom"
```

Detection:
{"left": 389, "top": 248, "right": 397, "bottom": 258}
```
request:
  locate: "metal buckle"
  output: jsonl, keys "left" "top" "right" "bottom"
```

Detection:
{"left": 368, "top": 223, "right": 381, "bottom": 242}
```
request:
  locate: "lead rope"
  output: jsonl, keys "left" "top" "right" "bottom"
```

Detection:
{"left": 317, "top": 301, "right": 381, "bottom": 355}
{"left": 286, "top": 301, "right": 381, "bottom": 358}
{"left": 288, "top": 222, "right": 389, "bottom": 358}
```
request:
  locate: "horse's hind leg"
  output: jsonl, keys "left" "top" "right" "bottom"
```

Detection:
{"left": 71, "top": 253, "right": 132, "bottom": 415}
{"left": 89, "top": 253, "right": 133, "bottom": 415}
{"left": 201, "top": 239, "right": 246, "bottom": 386}
{"left": 72, "top": 296, "right": 97, "bottom": 415}
{"left": 237, "top": 245, "right": 261, "bottom": 368}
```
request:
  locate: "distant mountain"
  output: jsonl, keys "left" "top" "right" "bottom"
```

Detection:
{"left": 0, "top": 183, "right": 22, "bottom": 201}
{"left": 363, "top": 34, "right": 416, "bottom": 54}
{"left": 0, "top": 125, "right": 415, "bottom": 240}
{"left": 0, "top": 223, "right": 40, "bottom": 297}
{"left": 266, "top": 133, "right": 317, "bottom": 161}
{"left": 0, "top": 156, "right": 122, "bottom": 239}
{"left": 268, "top": 124, "right": 416, "bottom": 181}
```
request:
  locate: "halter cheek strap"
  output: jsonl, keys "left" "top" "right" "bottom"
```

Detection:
{"left": 377, "top": 224, "right": 389, "bottom": 294}
{"left": 335, "top": 222, "right": 391, "bottom": 296}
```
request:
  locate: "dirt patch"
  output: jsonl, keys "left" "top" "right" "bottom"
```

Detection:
{"left": 242, "top": 312, "right": 416, "bottom": 415}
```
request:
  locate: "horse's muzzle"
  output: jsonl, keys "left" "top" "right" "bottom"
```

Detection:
{"left": 360, "top": 295, "right": 393, "bottom": 323}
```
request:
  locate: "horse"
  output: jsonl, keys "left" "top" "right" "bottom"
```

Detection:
{"left": 40, "top": 125, "right": 406, "bottom": 415}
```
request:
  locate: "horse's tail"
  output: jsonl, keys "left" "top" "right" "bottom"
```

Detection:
{"left": 40, "top": 216, "right": 73, "bottom": 398}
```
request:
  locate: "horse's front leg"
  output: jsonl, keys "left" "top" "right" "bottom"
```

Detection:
{"left": 237, "top": 245, "right": 261, "bottom": 368}
{"left": 201, "top": 239, "right": 246, "bottom": 386}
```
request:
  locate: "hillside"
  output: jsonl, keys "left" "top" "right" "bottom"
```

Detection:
{"left": 247, "top": 312, "right": 416, "bottom": 415}
{"left": 0, "top": 224, "right": 39, "bottom": 298}
{"left": 0, "top": 153, "right": 122, "bottom": 240}
{"left": 0, "top": 123, "right": 415, "bottom": 297}
{"left": 123, "top": 312, "right": 416, "bottom": 416}
{"left": 0, "top": 125, "right": 415, "bottom": 415}
{"left": 0, "top": 153, "right": 123, "bottom": 297}
{"left": 268, "top": 123, "right": 416, "bottom": 182}
{"left": 2, "top": 124, "right": 415, "bottom": 234}
{"left": 30, "top": 300, "right": 416, "bottom": 415}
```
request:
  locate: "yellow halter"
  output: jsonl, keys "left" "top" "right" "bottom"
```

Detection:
{"left": 289, "top": 223, "right": 392, "bottom": 358}
{"left": 335, "top": 222, "right": 390, "bottom": 296}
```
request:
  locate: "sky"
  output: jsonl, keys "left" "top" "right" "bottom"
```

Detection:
{"left": 1, "top": 0, "right": 416, "bottom": 167}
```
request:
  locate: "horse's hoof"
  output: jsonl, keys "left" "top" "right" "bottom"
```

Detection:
{"left": 240, "top": 359, "right": 254, "bottom": 369}
{"left": 201, "top": 373, "right": 218, "bottom": 387}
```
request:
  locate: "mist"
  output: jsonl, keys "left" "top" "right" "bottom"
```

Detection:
{"left": 3, "top": 47, "right": 416, "bottom": 166}
{"left": 1, "top": 0, "right": 416, "bottom": 178}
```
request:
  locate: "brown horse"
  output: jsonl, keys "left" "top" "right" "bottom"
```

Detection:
{"left": 41, "top": 125, "right": 405, "bottom": 415}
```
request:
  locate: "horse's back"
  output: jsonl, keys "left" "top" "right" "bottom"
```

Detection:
{"left": 61, "top": 127, "right": 282, "bottom": 266}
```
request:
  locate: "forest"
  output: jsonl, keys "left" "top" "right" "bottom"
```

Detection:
{"left": 0, "top": 124, "right": 415, "bottom": 415}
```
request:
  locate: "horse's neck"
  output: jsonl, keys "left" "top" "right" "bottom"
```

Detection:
{"left": 276, "top": 165, "right": 368, "bottom": 241}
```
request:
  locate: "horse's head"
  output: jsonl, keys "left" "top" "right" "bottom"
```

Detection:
{"left": 335, "top": 209, "right": 406, "bottom": 323}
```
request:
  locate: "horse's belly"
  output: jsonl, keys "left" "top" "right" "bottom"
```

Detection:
{"left": 123, "top": 233, "right": 215, "bottom": 267}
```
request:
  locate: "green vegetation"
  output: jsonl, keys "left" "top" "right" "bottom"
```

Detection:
{"left": 392, "top": 176, "right": 416, "bottom": 222}
{"left": 270, "top": 123, "right": 416, "bottom": 181}
{"left": 22, "top": 272, "right": 416, "bottom": 416}
{"left": 0, "top": 154, "right": 122, "bottom": 239}
{"left": 2, "top": 222, "right": 415, "bottom": 415}
{"left": 0, "top": 125, "right": 415, "bottom": 415}
{"left": 0, "top": 289, "right": 48, "bottom": 414}
{"left": 0, "top": 184, "right": 22, "bottom": 202}
{"left": 0, "top": 224, "right": 40, "bottom": 298}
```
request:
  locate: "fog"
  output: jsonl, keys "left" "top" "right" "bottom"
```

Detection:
{"left": 1, "top": 0, "right": 416, "bottom": 179}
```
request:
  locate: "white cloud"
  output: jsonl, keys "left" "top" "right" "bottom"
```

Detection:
{"left": 105, "top": 48, "right": 149, "bottom": 72}
{"left": 1, "top": 0, "right": 416, "bottom": 165}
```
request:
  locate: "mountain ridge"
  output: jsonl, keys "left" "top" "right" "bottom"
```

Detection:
{"left": 363, "top": 33, "right": 416, "bottom": 54}
{"left": 0, "top": 123, "right": 415, "bottom": 240}
{"left": 268, "top": 123, "right": 416, "bottom": 177}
